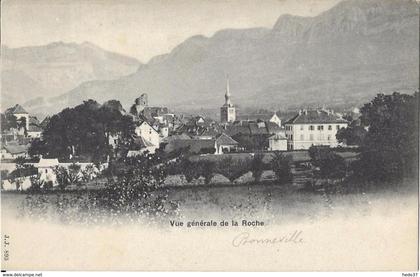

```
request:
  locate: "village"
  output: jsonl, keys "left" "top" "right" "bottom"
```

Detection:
{"left": 0, "top": 77, "right": 358, "bottom": 191}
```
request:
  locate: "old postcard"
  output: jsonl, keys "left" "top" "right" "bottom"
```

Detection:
{"left": 1, "top": 0, "right": 418, "bottom": 272}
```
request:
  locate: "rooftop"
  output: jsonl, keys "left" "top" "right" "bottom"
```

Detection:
{"left": 284, "top": 109, "right": 348, "bottom": 124}
{"left": 215, "top": 133, "right": 238, "bottom": 145}
{"left": 36, "top": 158, "right": 59, "bottom": 167}
{"left": 7, "top": 104, "right": 28, "bottom": 115}
{"left": 2, "top": 142, "right": 29, "bottom": 154}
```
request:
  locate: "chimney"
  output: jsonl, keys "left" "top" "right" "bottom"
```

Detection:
{"left": 298, "top": 109, "right": 302, "bottom": 115}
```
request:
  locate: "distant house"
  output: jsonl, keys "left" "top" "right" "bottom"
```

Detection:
{"left": 27, "top": 116, "right": 42, "bottom": 138}
{"left": 127, "top": 136, "right": 158, "bottom": 156}
{"left": 237, "top": 112, "right": 282, "bottom": 127}
{"left": 158, "top": 123, "right": 169, "bottom": 138}
{"left": 268, "top": 133, "right": 288, "bottom": 151}
{"left": 35, "top": 158, "right": 60, "bottom": 185}
{"left": 214, "top": 133, "right": 238, "bottom": 154}
{"left": 224, "top": 120, "right": 285, "bottom": 151}
{"left": 174, "top": 115, "right": 221, "bottom": 138}
{"left": 164, "top": 139, "right": 216, "bottom": 154}
{"left": 284, "top": 109, "right": 348, "bottom": 150}
{"left": 34, "top": 158, "right": 97, "bottom": 187}
{"left": 0, "top": 142, "right": 29, "bottom": 160}
{"left": 164, "top": 133, "right": 238, "bottom": 155}
{"left": 27, "top": 125, "right": 42, "bottom": 138}
{"left": 6, "top": 104, "right": 29, "bottom": 130}
{"left": 135, "top": 120, "right": 160, "bottom": 150}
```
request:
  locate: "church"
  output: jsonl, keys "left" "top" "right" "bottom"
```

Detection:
{"left": 220, "top": 77, "right": 236, "bottom": 123}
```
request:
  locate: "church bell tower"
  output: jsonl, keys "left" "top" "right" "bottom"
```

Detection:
{"left": 220, "top": 76, "right": 236, "bottom": 123}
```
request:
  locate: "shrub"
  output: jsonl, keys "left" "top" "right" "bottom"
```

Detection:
{"left": 270, "top": 151, "right": 292, "bottom": 185}
{"left": 215, "top": 156, "right": 251, "bottom": 183}
{"left": 250, "top": 152, "right": 266, "bottom": 182}
{"left": 309, "top": 146, "right": 346, "bottom": 179}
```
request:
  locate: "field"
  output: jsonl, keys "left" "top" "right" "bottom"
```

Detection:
{"left": 2, "top": 179, "right": 417, "bottom": 226}
{"left": 2, "top": 180, "right": 418, "bottom": 271}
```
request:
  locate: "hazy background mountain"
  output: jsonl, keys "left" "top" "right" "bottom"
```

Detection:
{"left": 5, "top": 0, "right": 419, "bottom": 118}
{"left": 1, "top": 41, "right": 141, "bottom": 112}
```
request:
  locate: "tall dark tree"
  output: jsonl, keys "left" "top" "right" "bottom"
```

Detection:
{"left": 0, "top": 113, "right": 18, "bottom": 131}
{"left": 336, "top": 118, "right": 367, "bottom": 146}
{"left": 270, "top": 151, "right": 292, "bottom": 185}
{"left": 353, "top": 92, "right": 419, "bottom": 182}
{"left": 29, "top": 99, "right": 136, "bottom": 162}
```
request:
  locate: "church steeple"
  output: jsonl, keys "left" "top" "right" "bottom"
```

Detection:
{"left": 225, "top": 75, "right": 231, "bottom": 106}
{"left": 220, "top": 75, "right": 236, "bottom": 123}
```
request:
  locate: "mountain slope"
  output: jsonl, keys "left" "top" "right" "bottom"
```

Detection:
{"left": 19, "top": 0, "right": 420, "bottom": 115}
{"left": 1, "top": 41, "right": 141, "bottom": 111}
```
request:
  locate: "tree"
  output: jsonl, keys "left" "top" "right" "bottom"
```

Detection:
{"left": 215, "top": 156, "right": 251, "bottom": 183}
{"left": 353, "top": 92, "right": 419, "bottom": 182}
{"left": 81, "top": 164, "right": 97, "bottom": 183}
{"left": 1, "top": 170, "right": 9, "bottom": 189}
{"left": 308, "top": 146, "right": 346, "bottom": 179}
{"left": 30, "top": 100, "right": 136, "bottom": 163}
{"left": 29, "top": 173, "right": 44, "bottom": 192}
{"left": 8, "top": 158, "right": 37, "bottom": 190}
{"left": 270, "top": 151, "right": 292, "bottom": 185}
{"left": 336, "top": 119, "right": 367, "bottom": 146}
{"left": 94, "top": 152, "right": 175, "bottom": 219}
{"left": 18, "top": 117, "right": 27, "bottom": 136}
{"left": 54, "top": 166, "right": 70, "bottom": 190}
{"left": 53, "top": 164, "right": 82, "bottom": 190}
{"left": 0, "top": 113, "right": 18, "bottom": 132}
{"left": 250, "top": 152, "right": 266, "bottom": 182}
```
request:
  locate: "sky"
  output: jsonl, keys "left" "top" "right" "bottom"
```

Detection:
{"left": 2, "top": 0, "right": 340, "bottom": 63}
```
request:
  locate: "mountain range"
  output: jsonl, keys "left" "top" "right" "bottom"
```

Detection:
{"left": 2, "top": 0, "right": 419, "bottom": 118}
{"left": 1, "top": 41, "right": 141, "bottom": 112}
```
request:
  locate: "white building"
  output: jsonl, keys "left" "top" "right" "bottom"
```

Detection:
{"left": 270, "top": 114, "right": 281, "bottom": 127}
{"left": 9, "top": 104, "right": 30, "bottom": 130}
{"left": 134, "top": 120, "right": 160, "bottom": 150}
{"left": 214, "top": 133, "right": 239, "bottom": 154}
{"left": 220, "top": 77, "right": 236, "bottom": 123}
{"left": 284, "top": 109, "right": 348, "bottom": 150}
{"left": 34, "top": 158, "right": 97, "bottom": 187}
{"left": 268, "top": 133, "right": 288, "bottom": 151}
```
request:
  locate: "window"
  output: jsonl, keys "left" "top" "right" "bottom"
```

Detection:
{"left": 300, "top": 125, "right": 304, "bottom": 130}
{"left": 327, "top": 135, "right": 331, "bottom": 141}
{"left": 45, "top": 169, "right": 48, "bottom": 173}
{"left": 328, "top": 125, "right": 332, "bottom": 130}
{"left": 290, "top": 135, "right": 293, "bottom": 140}
{"left": 300, "top": 134, "right": 304, "bottom": 141}
{"left": 336, "top": 125, "right": 340, "bottom": 130}
{"left": 309, "top": 125, "right": 314, "bottom": 131}
{"left": 317, "top": 125, "right": 324, "bottom": 131}
{"left": 309, "top": 134, "right": 314, "bottom": 141}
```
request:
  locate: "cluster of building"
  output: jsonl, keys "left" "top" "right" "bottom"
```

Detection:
{"left": 1, "top": 77, "right": 349, "bottom": 190}
{"left": 0, "top": 104, "right": 49, "bottom": 160}
{"left": 132, "top": 77, "right": 348, "bottom": 155}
